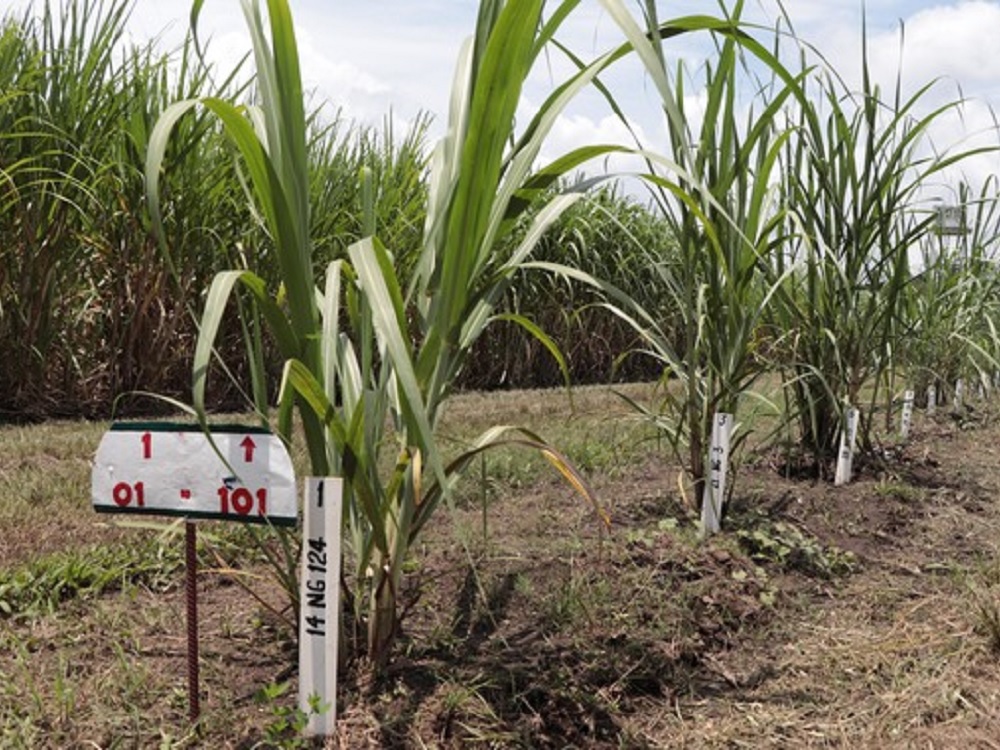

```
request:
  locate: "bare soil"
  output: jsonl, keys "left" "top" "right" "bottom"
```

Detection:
{"left": 5, "top": 390, "right": 1000, "bottom": 748}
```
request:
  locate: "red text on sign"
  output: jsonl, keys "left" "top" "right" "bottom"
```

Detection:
{"left": 113, "top": 481, "right": 145, "bottom": 508}
{"left": 217, "top": 486, "right": 268, "bottom": 516}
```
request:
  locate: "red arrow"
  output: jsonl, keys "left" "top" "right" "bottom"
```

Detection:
{"left": 240, "top": 436, "right": 256, "bottom": 462}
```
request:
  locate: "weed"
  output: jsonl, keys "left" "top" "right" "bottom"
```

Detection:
{"left": 0, "top": 539, "right": 181, "bottom": 619}
{"left": 436, "top": 674, "right": 505, "bottom": 742}
{"left": 964, "top": 558, "right": 1000, "bottom": 656}
{"left": 873, "top": 481, "right": 924, "bottom": 503}
{"left": 971, "top": 589, "right": 1000, "bottom": 655}
{"left": 255, "top": 681, "right": 311, "bottom": 747}
{"left": 735, "top": 520, "right": 857, "bottom": 579}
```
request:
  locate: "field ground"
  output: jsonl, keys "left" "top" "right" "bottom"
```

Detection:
{"left": 4, "top": 384, "right": 1000, "bottom": 748}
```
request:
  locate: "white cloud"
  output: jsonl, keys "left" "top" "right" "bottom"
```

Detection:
{"left": 7, "top": 0, "right": 996, "bottom": 192}
{"left": 892, "top": 1, "right": 1000, "bottom": 89}
{"left": 293, "top": 1, "right": 473, "bottom": 130}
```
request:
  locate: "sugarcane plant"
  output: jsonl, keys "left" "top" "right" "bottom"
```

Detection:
{"left": 767, "top": 27, "right": 988, "bottom": 466}
{"left": 539, "top": 0, "right": 803, "bottom": 530}
{"left": 615, "top": 1, "right": 801, "bottom": 523}
{"left": 0, "top": 0, "right": 247, "bottom": 417}
{"left": 286, "top": 0, "right": 617, "bottom": 664}
{"left": 148, "top": 0, "right": 653, "bottom": 670}
{"left": 916, "top": 178, "right": 1000, "bottom": 398}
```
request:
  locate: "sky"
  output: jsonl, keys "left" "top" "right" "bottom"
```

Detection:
{"left": 9, "top": 0, "right": 1000, "bottom": 202}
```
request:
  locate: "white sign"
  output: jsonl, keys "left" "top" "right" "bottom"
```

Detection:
{"left": 700, "top": 413, "right": 733, "bottom": 535}
{"left": 900, "top": 390, "right": 915, "bottom": 441}
{"left": 92, "top": 424, "right": 297, "bottom": 526}
{"left": 936, "top": 205, "right": 966, "bottom": 235}
{"left": 927, "top": 385, "right": 937, "bottom": 416}
{"left": 954, "top": 379, "right": 965, "bottom": 411}
{"left": 834, "top": 407, "right": 859, "bottom": 486}
{"left": 299, "top": 477, "right": 342, "bottom": 736}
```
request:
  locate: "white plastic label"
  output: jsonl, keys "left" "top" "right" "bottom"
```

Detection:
{"left": 700, "top": 413, "right": 733, "bottom": 535}
{"left": 299, "top": 477, "right": 342, "bottom": 736}
{"left": 834, "top": 407, "right": 859, "bottom": 486}
{"left": 900, "top": 390, "right": 915, "bottom": 441}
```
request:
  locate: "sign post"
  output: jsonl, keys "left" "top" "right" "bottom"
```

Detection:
{"left": 299, "top": 477, "right": 343, "bottom": 736}
{"left": 185, "top": 520, "right": 200, "bottom": 722}
{"left": 91, "top": 423, "right": 297, "bottom": 722}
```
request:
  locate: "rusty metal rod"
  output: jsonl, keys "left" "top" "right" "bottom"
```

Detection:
{"left": 186, "top": 519, "right": 200, "bottom": 723}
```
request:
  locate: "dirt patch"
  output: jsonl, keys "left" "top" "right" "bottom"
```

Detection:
{"left": 330, "top": 410, "right": 1000, "bottom": 748}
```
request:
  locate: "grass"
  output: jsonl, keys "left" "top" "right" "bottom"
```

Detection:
{"left": 0, "top": 419, "right": 123, "bottom": 564}
{"left": 438, "top": 382, "right": 662, "bottom": 491}
{"left": 0, "top": 540, "right": 181, "bottom": 618}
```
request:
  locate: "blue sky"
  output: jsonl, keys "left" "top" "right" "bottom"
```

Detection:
{"left": 9, "top": 0, "right": 1000, "bottom": 195}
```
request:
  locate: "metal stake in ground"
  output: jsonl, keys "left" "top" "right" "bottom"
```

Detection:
{"left": 186, "top": 519, "right": 200, "bottom": 723}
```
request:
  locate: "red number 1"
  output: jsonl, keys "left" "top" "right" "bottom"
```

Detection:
{"left": 141, "top": 432, "right": 151, "bottom": 459}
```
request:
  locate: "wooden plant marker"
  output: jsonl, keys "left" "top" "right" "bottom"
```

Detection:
{"left": 927, "top": 385, "right": 937, "bottom": 416}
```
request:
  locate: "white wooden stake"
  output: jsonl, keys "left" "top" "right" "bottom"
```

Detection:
{"left": 700, "top": 412, "right": 733, "bottom": 535}
{"left": 834, "top": 407, "right": 859, "bottom": 486}
{"left": 299, "top": 477, "right": 342, "bottom": 737}
{"left": 954, "top": 378, "right": 965, "bottom": 412}
{"left": 927, "top": 385, "right": 937, "bottom": 416}
{"left": 900, "top": 390, "right": 915, "bottom": 441}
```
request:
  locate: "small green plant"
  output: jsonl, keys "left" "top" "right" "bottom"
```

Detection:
{"left": 963, "top": 557, "right": 1000, "bottom": 656}
{"left": 255, "top": 681, "right": 311, "bottom": 747}
{"left": 873, "top": 480, "right": 923, "bottom": 503}
{"left": 977, "top": 600, "right": 1000, "bottom": 655}
{"left": 735, "top": 520, "right": 857, "bottom": 578}
{"left": 970, "top": 588, "right": 1000, "bottom": 655}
